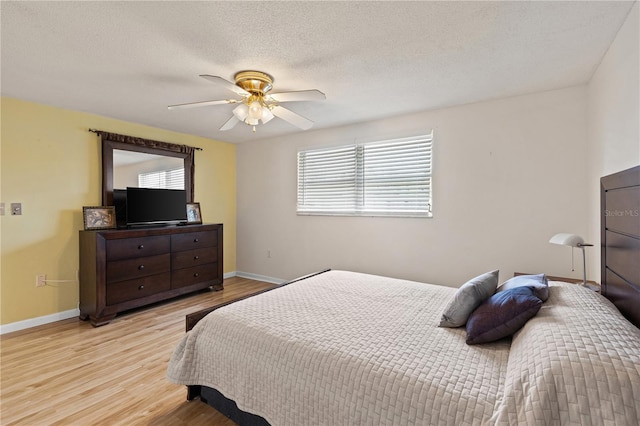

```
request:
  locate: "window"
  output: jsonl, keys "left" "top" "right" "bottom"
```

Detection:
{"left": 138, "top": 168, "right": 185, "bottom": 190}
{"left": 297, "top": 133, "right": 433, "bottom": 217}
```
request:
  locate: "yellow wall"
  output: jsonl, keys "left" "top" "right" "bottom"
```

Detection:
{"left": 0, "top": 97, "right": 236, "bottom": 325}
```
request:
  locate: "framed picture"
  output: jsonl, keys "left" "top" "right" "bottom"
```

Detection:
{"left": 186, "top": 202, "right": 202, "bottom": 224}
{"left": 83, "top": 206, "right": 116, "bottom": 230}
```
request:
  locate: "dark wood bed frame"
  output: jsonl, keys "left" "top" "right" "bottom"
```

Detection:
{"left": 181, "top": 164, "right": 640, "bottom": 425}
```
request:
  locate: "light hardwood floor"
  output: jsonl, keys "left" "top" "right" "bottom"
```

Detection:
{"left": 0, "top": 277, "right": 277, "bottom": 425}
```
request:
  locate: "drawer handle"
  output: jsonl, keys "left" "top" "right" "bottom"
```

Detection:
{"left": 193, "top": 238, "right": 199, "bottom": 243}
{"left": 138, "top": 244, "right": 144, "bottom": 249}
{"left": 194, "top": 255, "right": 199, "bottom": 260}
{"left": 138, "top": 285, "right": 145, "bottom": 290}
{"left": 193, "top": 273, "right": 199, "bottom": 278}
{"left": 138, "top": 265, "right": 145, "bottom": 270}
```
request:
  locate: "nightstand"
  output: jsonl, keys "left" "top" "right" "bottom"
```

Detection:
{"left": 513, "top": 272, "right": 601, "bottom": 293}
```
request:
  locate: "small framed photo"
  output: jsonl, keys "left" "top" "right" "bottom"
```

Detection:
{"left": 186, "top": 202, "right": 202, "bottom": 224}
{"left": 83, "top": 206, "right": 116, "bottom": 230}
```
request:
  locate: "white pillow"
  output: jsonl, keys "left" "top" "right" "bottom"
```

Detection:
{"left": 439, "top": 270, "right": 499, "bottom": 327}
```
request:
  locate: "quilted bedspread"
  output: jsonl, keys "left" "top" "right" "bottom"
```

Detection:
{"left": 493, "top": 280, "right": 640, "bottom": 425}
{"left": 167, "top": 271, "right": 640, "bottom": 425}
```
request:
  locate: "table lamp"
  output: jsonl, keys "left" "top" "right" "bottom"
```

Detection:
{"left": 549, "top": 233, "right": 593, "bottom": 286}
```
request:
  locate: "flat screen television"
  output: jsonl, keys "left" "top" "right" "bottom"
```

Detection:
{"left": 125, "top": 187, "right": 187, "bottom": 226}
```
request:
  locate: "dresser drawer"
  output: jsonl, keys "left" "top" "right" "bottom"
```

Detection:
{"left": 171, "top": 264, "right": 217, "bottom": 289}
{"left": 106, "top": 236, "right": 170, "bottom": 261}
{"left": 171, "top": 231, "right": 216, "bottom": 252}
{"left": 171, "top": 247, "right": 217, "bottom": 270}
{"left": 106, "top": 253, "right": 170, "bottom": 283}
{"left": 106, "top": 273, "right": 171, "bottom": 305}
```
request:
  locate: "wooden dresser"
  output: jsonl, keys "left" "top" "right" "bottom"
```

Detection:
{"left": 79, "top": 223, "right": 223, "bottom": 326}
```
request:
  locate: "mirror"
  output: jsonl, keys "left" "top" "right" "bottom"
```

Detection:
{"left": 113, "top": 150, "right": 185, "bottom": 189}
{"left": 101, "top": 134, "right": 195, "bottom": 206}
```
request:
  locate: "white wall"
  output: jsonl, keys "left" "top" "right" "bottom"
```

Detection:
{"left": 587, "top": 3, "right": 640, "bottom": 281}
{"left": 237, "top": 86, "right": 590, "bottom": 287}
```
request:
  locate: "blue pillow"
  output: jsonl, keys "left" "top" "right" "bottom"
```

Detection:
{"left": 465, "top": 286, "right": 542, "bottom": 345}
{"left": 496, "top": 273, "right": 549, "bottom": 301}
{"left": 439, "top": 270, "right": 499, "bottom": 328}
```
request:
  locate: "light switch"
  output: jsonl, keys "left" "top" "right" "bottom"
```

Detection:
{"left": 0, "top": 202, "right": 4, "bottom": 216}
{"left": 11, "top": 203, "right": 22, "bottom": 215}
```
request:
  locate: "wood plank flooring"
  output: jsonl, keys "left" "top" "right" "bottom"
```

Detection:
{"left": 0, "top": 277, "right": 277, "bottom": 425}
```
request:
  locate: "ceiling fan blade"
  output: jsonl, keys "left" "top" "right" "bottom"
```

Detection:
{"left": 271, "top": 105, "right": 314, "bottom": 130}
{"left": 200, "top": 74, "right": 250, "bottom": 97}
{"left": 269, "top": 90, "right": 326, "bottom": 103}
{"left": 219, "top": 115, "right": 240, "bottom": 131}
{"left": 168, "top": 99, "right": 235, "bottom": 110}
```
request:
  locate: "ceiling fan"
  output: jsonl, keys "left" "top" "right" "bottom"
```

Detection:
{"left": 168, "top": 71, "right": 325, "bottom": 132}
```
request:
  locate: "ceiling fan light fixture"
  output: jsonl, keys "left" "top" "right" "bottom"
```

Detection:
{"left": 233, "top": 103, "right": 249, "bottom": 121}
{"left": 248, "top": 100, "right": 263, "bottom": 121}
{"left": 261, "top": 107, "right": 274, "bottom": 124}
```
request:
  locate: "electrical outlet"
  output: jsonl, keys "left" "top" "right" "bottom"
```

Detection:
{"left": 36, "top": 274, "right": 46, "bottom": 287}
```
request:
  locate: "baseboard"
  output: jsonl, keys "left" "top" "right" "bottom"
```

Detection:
{"left": 0, "top": 308, "right": 80, "bottom": 335}
{"left": 235, "top": 271, "right": 287, "bottom": 285}
{"left": 0, "top": 273, "right": 280, "bottom": 334}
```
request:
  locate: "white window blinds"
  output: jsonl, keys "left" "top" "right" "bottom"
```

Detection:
{"left": 297, "top": 133, "right": 433, "bottom": 217}
{"left": 138, "top": 168, "right": 185, "bottom": 190}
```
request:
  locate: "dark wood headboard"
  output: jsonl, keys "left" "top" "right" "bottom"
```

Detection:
{"left": 600, "top": 165, "right": 640, "bottom": 328}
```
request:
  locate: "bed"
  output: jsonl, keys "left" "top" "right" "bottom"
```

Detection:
{"left": 167, "top": 165, "right": 640, "bottom": 425}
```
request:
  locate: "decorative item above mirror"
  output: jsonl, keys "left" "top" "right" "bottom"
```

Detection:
{"left": 90, "top": 129, "right": 199, "bottom": 206}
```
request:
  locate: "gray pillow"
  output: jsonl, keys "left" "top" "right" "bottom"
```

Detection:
{"left": 496, "top": 273, "right": 549, "bottom": 301}
{"left": 439, "top": 270, "right": 499, "bottom": 328}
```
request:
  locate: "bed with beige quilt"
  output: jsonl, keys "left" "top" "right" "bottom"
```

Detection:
{"left": 167, "top": 270, "right": 639, "bottom": 425}
{"left": 167, "top": 165, "right": 640, "bottom": 425}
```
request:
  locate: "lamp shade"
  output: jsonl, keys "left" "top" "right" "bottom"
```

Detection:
{"left": 248, "top": 100, "right": 262, "bottom": 121}
{"left": 261, "top": 107, "right": 274, "bottom": 124}
{"left": 233, "top": 103, "right": 249, "bottom": 121}
{"left": 549, "top": 233, "right": 585, "bottom": 247}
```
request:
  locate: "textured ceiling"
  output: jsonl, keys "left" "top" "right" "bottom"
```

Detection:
{"left": 1, "top": 1, "right": 635, "bottom": 143}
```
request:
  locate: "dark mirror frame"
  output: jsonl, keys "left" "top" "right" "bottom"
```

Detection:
{"left": 97, "top": 131, "right": 195, "bottom": 206}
